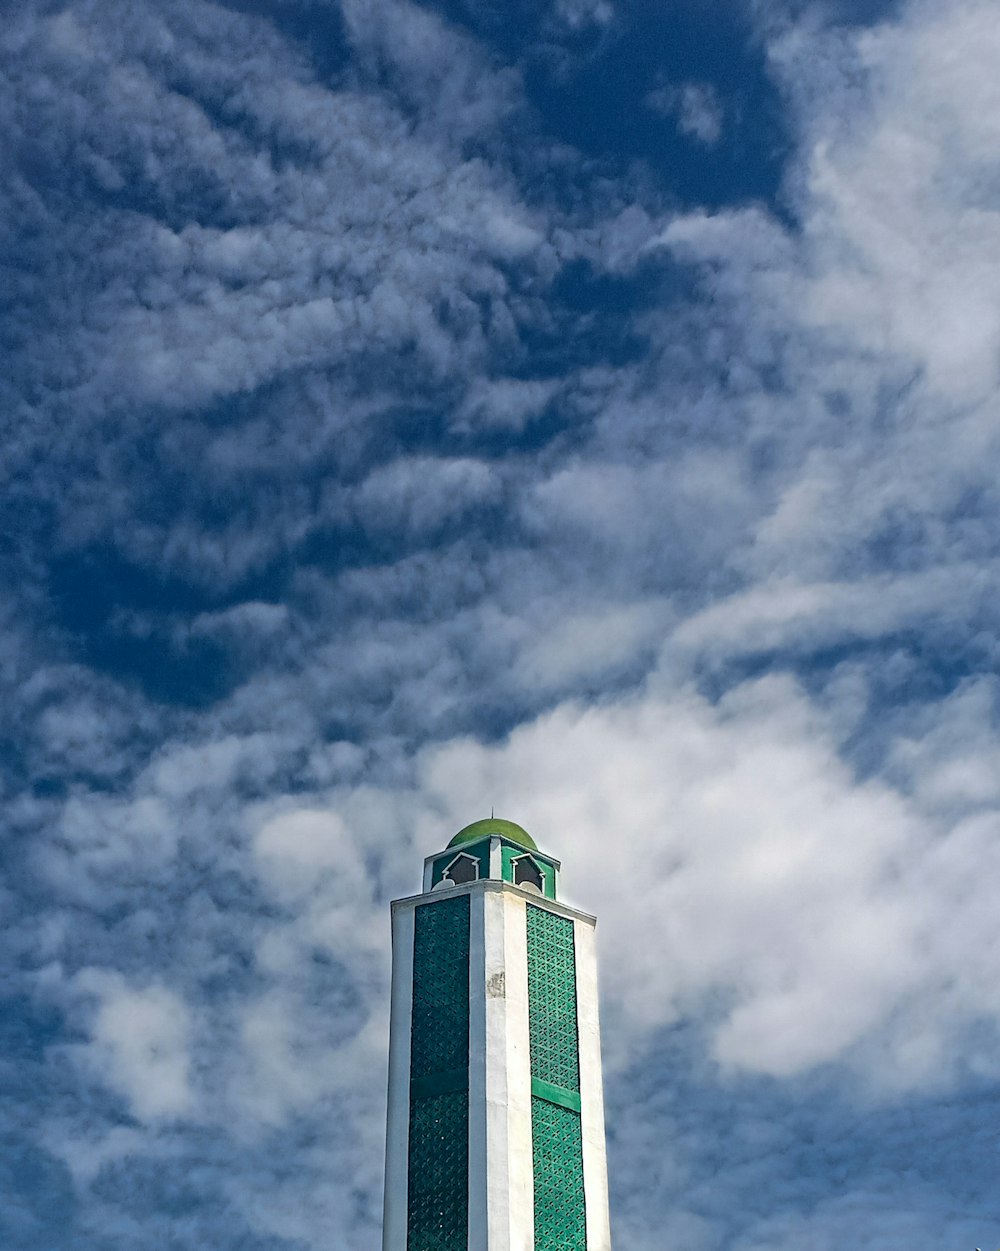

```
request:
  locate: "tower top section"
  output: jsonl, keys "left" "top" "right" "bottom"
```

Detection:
{"left": 422, "top": 816, "right": 560, "bottom": 900}
{"left": 448, "top": 816, "right": 536, "bottom": 850}
{"left": 384, "top": 814, "right": 610, "bottom": 1251}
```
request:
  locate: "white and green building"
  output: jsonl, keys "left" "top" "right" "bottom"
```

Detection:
{"left": 382, "top": 818, "right": 612, "bottom": 1251}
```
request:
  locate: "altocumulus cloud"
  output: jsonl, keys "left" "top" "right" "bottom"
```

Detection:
{"left": 2, "top": 0, "right": 1000, "bottom": 1248}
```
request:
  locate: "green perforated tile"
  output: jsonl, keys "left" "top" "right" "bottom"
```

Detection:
{"left": 407, "top": 1090, "right": 469, "bottom": 1251}
{"left": 532, "top": 1096, "right": 587, "bottom": 1251}
{"left": 410, "top": 896, "right": 470, "bottom": 1080}
{"left": 408, "top": 896, "right": 470, "bottom": 1251}
{"left": 526, "top": 906, "right": 580, "bottom": 1093}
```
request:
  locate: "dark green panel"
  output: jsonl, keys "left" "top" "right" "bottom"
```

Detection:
{"left": 532, "top": 1096, "right": 587, "bottom": 1251}
{"left": 407, "top": 1090, "right": 469, "bottom": 1251}
{"left": 408, "top": 896, "right": 470, "bottom": 1251}
{"left": 410, "top": 896, "right": 471, "bottom": 1080}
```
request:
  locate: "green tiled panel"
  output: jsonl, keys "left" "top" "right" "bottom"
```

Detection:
{"left": 532, "top": 1097, "right": 587, "bottom": 1251}
{"left": 527, "top": 905, "right": 586, "bottom": 1250}
{"left": 526, "top": 906, "right": 580, "bottom": 1092}
{"left": 408, "top": 896, "right": 470, "bottom": 1251}
{"left": 410, "top": 896, "right": 470, "bottom": 1080}
{"left": 407, "top": 1090, "right": 469, "bottom": 1251}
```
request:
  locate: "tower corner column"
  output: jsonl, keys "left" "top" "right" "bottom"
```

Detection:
{"left": 575, "top": 917, "right": 612, "bottom": 1251}
{"left": 468, "top": 889, "right": 488, "bottom": 1251}
{"left": 382, "top": 902, "right": 415, "bottom": 1251}
{"left": 499, "top": 888, "right": 534, "bottom": 1251}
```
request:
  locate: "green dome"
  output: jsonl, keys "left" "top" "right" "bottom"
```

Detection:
{"left": 448, "top": 818, "right": 537, "bottom": 851}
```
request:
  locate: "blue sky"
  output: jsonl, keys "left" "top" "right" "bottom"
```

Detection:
{"left": 2, "top": 0, "right": 999, "bottom": 1247}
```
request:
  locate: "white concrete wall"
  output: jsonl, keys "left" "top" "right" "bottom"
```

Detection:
{"left": 469, "top": 884, "right": 536, "bottom": 1251}
{"left": 497, "top": 889, "right": 535, "bottom": 1251}
{"left": 468, "top": 890, "right": 489, "bottom": 1251}
{"left": 382, "top": 901, "right": 415, "bottom": 1251}
{"left": 488, "top": 836, "right": 503, "bottom": 879}
{"left": 575, "top": 917, "right": 612, "bottom": 1251}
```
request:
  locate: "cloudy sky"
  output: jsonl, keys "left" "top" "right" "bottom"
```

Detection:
{"left": 3, "top": 0, "right": 1000, "bottom": 1246}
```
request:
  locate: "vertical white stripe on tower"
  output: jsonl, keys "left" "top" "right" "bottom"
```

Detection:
{"left": 470, "top": 884, "right": 535, "bottom": 1251}
{"left": 575, "top": 917, "right": 612, "bottom": 1251}
{"left": 383, "top": 901, "right": 416, "bottom": 1251}
{"left": 470, "top": 880, "right": 540, "bottom": 1251}
{"left": 468, "top": 889, "right": 488, "bottom": 1251}
{"left": 501, "top": 889, "right": 534, "bottom": 1251}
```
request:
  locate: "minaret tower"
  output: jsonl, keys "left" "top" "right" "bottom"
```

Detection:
{"left": 382, "top": 818, "right": 611, "bottom": 1251}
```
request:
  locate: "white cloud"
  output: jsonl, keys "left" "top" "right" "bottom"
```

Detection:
{"left": 523, "top": 452, "right": 757, "bottom": 586}
{"left": 44, "top": 1123, "right": 177, "bottom": 1189}
{"left": 646, "top": 82, "right": 724, "bottom": 145}
{"left": 619, "top": 0, "right": 1000, "bottom": 682}
{"left": 667, "top": 563, "right": 1000, "bottom": 671}
{"left": 340, "top": 0, "right": 522, "bottom": 136}
{"left": 74, "top": 974, "right": 195, "bottom": 1122}
{"left": 372, "top": 672, "right": 1000, "bottom": 1088}
{"left": 553, "top": 0, "right": 615, "bottom": 31}
{"left": 789, "top": 7, "right": 1000, "bottom": 406}
{"left": 514, "top": 598, "right": 671, "bottom": 692}
{"left": 455, "top": 376, "right": 561, "bottom": 432}
{"left": 346, "top": 457, "right": 501, "bottom": 538}
{"left": 5, "top": 0, "right": 1000, "bottom": 1244}
{"left": 254, "top": 807, "right": 367, "bottom": 905}
{"left": 1, "top": 0, "right": 558, "bottom": 598}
